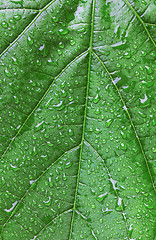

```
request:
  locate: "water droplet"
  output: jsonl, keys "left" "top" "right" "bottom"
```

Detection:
{"left": 59, "top": 28, "right": 68, "bottom": 35}
{"left": 4, "top": 201, "right": 18, "bottom": 212}
{"left": 27, "top": 36, "right": 33, "bottom": 46}
{"left": 116, "top": 197, "right": 124, "bottom": 211}
{"left": 95, "top": 108, "right": 101, "bottom": 115}
{"left": 11, "top": 25, "right": 16, "bottom": 30}
{"left": 120, "top": 142, "right": 127, "bottom": 150}
{"left": 12, "top": 56, "right": 19, "bottom": 65}
{"left": 13, "top": 15, "right": 21, "bottom": 21}
{"left": 63, "top": 173, "right": 67, "bottom": 181}
{"left": 95, "top": 128, "right": 101, "bottom": 134}
{"left": 48, "top": 177, "right": 53, "bottom": 188}
{"left": 70, "top": 39, "right": 75, "bottom": 45}
{"left": 98, "top": 35, "right": 103, "bottom": 41}
{"left": 121, "top": 131, "right": 126, "bottom": 139}
{"left": 77, "top": 27, "right": 86, "bottom": 33}
{"left": 106, "top": 119, "right": 113, "bottom": 128}
{"left": 152, "top": 147, "right": 156, "bottom": 153}
{"left": 145, "top": 65, "right": 152, "bottom": 74}
{"left": 142, "top": 80, "right": 153, "bottom": 88}
{"left": 110, "top": 178, "right": 118, "bottom": 190}
{"left": 14, "top": 96, "right": 19, "bottom": 104}
{"left": 93, "top": 93, "right": 100, "bottom": 103}
{"left": 53, "top": 101, "right": 64, "bottom": 110}
{"left": 9, "top": 18, "right": 16, "bottom": 24}
{"left": 96, "top": 192, "right": 108, "bottom": 203}
{"left": 65, "top": 161, "right": 72, "bottom": 168}
{"left": 68, "top": 129, "right": 73, "bottom": 136}
{"left": 99, "top": 218, "right": 103, "bottom": 223}
{"left": 61, "top": 90, "right": 67, "bottom": 97}
{"left": 128, "top": 224, "right": 133, "bottom": 237}
{"left": 39, "top": 44, "right": 45, "bottom": 51}
{"left": 47, "top": 141, "right": 53, "bottom": 147}
{"left": 139, "top": 93, "right": 150, "bottom": 108}
{"left": 59, "top": 42, "right": 64, "bottom": 49}
{"left": 58, "top": 49, "right": 62, "bottom": 55}
{"left": 43, "top": 196, "right": 51, "bottom": 206}
{"left": 4, "top": 68, "right": 12, "bottom": 77}
{"left": 124, "top": 51, "right": 131, "bottom": 58}
{"left": 144, "top": 203, "right": 153, "bottom": 209}
{"left": 35, "top": 121, "right": 44, "bottom": 131}
{"left": 52, "top": 16, "right": 58, "bottom": 22}
{"left": 45, "top": 98, "right": 52, "bottom": 108}
{"left": 1, "top": 21, "right": 8, "bottom": 29}
{"left": 48, "top": 58, "right": 57, "bottom": 66}
{"left": 116, "top": 63, "right": 121, "bottom": 68}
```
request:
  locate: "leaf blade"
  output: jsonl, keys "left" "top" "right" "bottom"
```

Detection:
{"left": 0, "top": 0, "right": 155, "bottom": 239}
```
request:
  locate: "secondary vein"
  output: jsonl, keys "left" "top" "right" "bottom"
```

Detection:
{"left": 0, "top": 50, "right": 88, "bottom": 163}
{"left": 0, "top": 0, "right": 57, "bottom": 58}
{"left": 123, "top": 0, "right": 156, "bottom": 48}
{"left": 1, "top": 145, "right": 80, "bottom": 233}
{"left": 93, "top": 51, "right": 156, "bottom": 193}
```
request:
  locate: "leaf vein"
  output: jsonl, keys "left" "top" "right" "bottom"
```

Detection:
{"left": 0, "top": 49, "right": 88, "bottom": 162}
{"left": 84, "top": 139, "right": 130, "bottom": 238}
{"left": 93, "top": 50, "right": 156, "bottom": 193}
{"left": 123, "top": 0, "right": 156, "bottom": 47}
{"left": 0, "top": 0, "right": 57, "bottom": 58}
{"left": 68, "top": 0, "right": 96, "bottom": 238}
{"left": 34, "top": 209, "right": 73, "bottom": 239}
{"left": 1, "top": 145, "right": 80, "bottom": 234}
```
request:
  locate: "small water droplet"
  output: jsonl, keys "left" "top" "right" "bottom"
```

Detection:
{"left": 116, "top": 197, "right": 124, "bottom": 211}
{"left": 144, "top": 203, "right": 153, "bottom": 209}
{"left": 59, "top": 28, "right": 68, "bottom": 35}
{"left": 70, "top": 39, "right": 75, "bottom": 45}
{"left": 96, "top": 192, "right": 108, "bottom": 203}
{"left": 106, "top": 119, "right": 113, "bottom": 128}
{"left": 52, "top": 16, "right": 58, "bottom": 22}
{"left": 65, "top": 161, "right": 72, "bottom": 168}
{"left": 145, "top": 65, "right": 152, "bottom": 74}
{"left": 13, "top": 14, "right": 21, "bottom": 21}
{"left": 4, "top": 68, "right": 12, "bottom": 77}
{"left": 1, "top": 21, "right": 8, "bottom": 29}
{"left": 116, "top": 63, "right": 121, "bottom": 68}
{"left": 4, "top": 201, "right": 18, "bottom": 212}
{"left": 95, "top": 108, "right": 101, "bottom": 115}
{"left": 139, "top": 93, "right": 150, "bottom": 108}
{"left": 68, "top": 129, "right": 73, "bottom": 136}
{"left": 35, "top": 121, "right": 44, "bottom": 131}
{"left": 93, "top": 93, "right": 100, "bottom": 103}
{"left": 152, "top": 147, "right": 156, "bottom": 153}
{"left": 45, "top": 98, "right": 52, "bottom": 108}
{"left": 27, "top": 36, "right": 34, "bottom": 46}
{"left": 124, "top": 51, "right": 131, "bottom": 58}
{"left": 53, "top": 101, "right": 64, "bottom": 110}
{"left": 98, "top": 35, "right": 103, "bottom": 41}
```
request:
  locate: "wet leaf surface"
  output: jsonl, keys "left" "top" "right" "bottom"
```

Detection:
{"left": 0, "top": 0, "right": 156, "bottom": 239}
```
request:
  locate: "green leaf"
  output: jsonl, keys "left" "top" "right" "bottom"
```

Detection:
{"left": 0, "top": 0, "right": 156, "bottom": 239}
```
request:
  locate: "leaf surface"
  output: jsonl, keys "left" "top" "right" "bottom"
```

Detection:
{"left": 0, "top": 0, "right": 156, "bottom": 239}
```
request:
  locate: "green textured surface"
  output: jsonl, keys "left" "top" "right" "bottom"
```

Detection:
{"left": 0, "top": 0, "right": 156, "bottom": 239}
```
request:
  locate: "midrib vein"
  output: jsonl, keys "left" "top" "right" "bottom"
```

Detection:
{"left": 0, "top": 0, "right": 57, "bottom": 58}
{"left": 68, "top": 0, "right": 96, "bottom": 239}
{"left": 93, "top": 51, "right": 156, "bottom": 193}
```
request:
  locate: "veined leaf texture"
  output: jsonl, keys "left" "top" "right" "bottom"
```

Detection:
{"left": 0, "top": 0, "right": 156, "bottom": 239}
